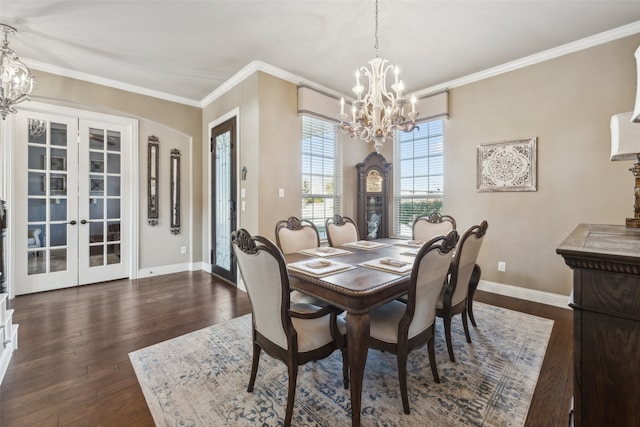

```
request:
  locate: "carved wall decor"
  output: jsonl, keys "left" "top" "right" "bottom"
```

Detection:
{"left": 477, "top": 137, "right": 537, "bottom": 192}
{"left": 147, "top": 135, "right": 159, "bottom": 225}
{"left": 170, "top": 148, "right": 181, "bottom": 234}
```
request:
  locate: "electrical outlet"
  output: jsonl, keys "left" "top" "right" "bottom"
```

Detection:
{"left": 278, "top": 188, "right": 285, "bottom": 198}
{"left": 498, "top": 261, "right": 506, "bottom": 272}
{"left": 181, "top": 246, "right": 187, "bottom": 254}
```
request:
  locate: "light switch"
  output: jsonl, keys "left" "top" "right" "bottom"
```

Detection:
{"left": 279, "top": 188, "right": 285, "bottom": 198}
{"left": 241, "top": 188, "right": 246, "bottom": 198}
{"left": 241, "top": 201, "right": 246, "bottom": 211}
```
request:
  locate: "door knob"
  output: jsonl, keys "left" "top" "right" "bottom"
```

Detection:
{"left": 80, "top": 219, "right": 88, "bottom": 224}
{"left": 68, "top": 220, "right": 77, "bottom": 225}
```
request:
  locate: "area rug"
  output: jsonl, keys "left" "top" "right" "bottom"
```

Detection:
{"left": 129, "top": 302, "right": 553, "bottom": 426}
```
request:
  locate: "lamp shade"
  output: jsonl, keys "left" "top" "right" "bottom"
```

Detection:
{"left": 633, "top": 45, "right": 640, "bottom": 123}
{"left": 611, "top": 112, "right": 640, "bottom": 161}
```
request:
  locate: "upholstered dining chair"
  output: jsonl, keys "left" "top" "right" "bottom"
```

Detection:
{"left": 367, "top": 230, "right": 459, "bottom": 414}
{"left": 275, "top": 216, "right": 320, "bottom": 254}
{"left": 436, "top": 220, "right": 488, "bottom": 363}
{"left": 412, "top": 212, "right": 456, "bottom": 243}
{"left": 231, "top": 229, "right": 349, "bottom": 427}
{"left": 325, "top": 214, "right": 359, "bottom": 247}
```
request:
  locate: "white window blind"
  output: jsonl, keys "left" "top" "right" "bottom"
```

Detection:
{"left": 301, "top": 115, "right": 341, "bottom": 240}
{"left": 393, "top": 120, "right": 444, "bottom": 237}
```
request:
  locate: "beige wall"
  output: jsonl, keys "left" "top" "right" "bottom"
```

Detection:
{"left": 14, "top": 33, "right": 640, "bottom": 298}
{"left": 445, "top": 33, "right": 640, "bottom": 296}
{"left": 24, "top": 70, "right": 203, "bottom": 270}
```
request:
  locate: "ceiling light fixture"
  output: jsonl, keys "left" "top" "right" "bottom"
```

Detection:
{"left": 0, "top": 23, "right": 35, "bottom": 120}
{"left": 338, "top": 0, "right": 418, "bottom": 154}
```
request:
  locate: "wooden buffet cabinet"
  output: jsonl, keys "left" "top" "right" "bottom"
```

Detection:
{"left": 556, "top": 224, "right": 640, "bottom": 427}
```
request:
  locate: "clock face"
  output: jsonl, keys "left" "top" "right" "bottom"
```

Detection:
{"left": 366, "top": 169, "right": 383, "bottom": 193}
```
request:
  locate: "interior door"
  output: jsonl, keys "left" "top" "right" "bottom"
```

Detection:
{"left": 13, "top": 110, "right": 130, "bottom": 294}
{"left": 14, "top": 111, "right": 80, "bottom": 293}
{"left": 211, "top": 117, "right": 237, "bottom": 283}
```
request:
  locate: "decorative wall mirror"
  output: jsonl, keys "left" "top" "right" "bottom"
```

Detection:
{"left": 170, "top": 148, "right": 181, "bottom": 234}
{"left": 147, "top": 136, "right": 159, "bottom": 225}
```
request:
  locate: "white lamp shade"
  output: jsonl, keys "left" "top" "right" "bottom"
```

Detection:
{"left": 611, "top": 112, "right": 640, "bottom": 161}
{"left": 633, "top": 45, "right": 640, "bottom": 123}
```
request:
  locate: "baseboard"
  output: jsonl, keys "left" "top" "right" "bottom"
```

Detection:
{"left": 478, "top": 279, "right": 571, "bottom": 309}
{"left": 138, "top": 262, "right": 204, "bottom": 279}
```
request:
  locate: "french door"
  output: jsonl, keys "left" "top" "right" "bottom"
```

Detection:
{"left": 210, "top": 117, "right": 237, "bottom": 283}
{"left": 13, "top": 109, "right": 131, "bottom": 295}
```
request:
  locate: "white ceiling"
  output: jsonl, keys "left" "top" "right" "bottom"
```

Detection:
{"left": 2, "top": 1, "right": 640, "bottom": 106}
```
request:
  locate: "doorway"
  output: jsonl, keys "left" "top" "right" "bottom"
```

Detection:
{"left": 11, "top": 108, "right": 134, "bottom": 295}
{"left": 210, "top": 117, "right": 237, "bottom": 283}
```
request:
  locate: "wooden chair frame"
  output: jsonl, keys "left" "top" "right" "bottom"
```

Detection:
{"left": 274, "top": 216, "right": 320, "bottom": 254}
{"left": 411, "top": 212, "right": 456, "bottom": 241}
{"left": 368, "top": 230, "right": 459, "bottom": 414}
{"left": 232, "top": 229, "right": 348, "bottom": 427}
{"left": 325, "top": 214, "right": 359, "bottom": 247}
{"left": 436, "top": 220, "right": 488, "bottom": 362}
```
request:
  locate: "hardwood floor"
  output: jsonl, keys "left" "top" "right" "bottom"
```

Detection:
{"left": 0, "top": 272, "right": 572, "bottom": 426}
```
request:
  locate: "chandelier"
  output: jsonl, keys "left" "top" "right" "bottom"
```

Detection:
{"left": 338, "top": 0, "right": 418, "bottom": 154}
{"left": 0, "top": 23, "right": 35, "bottom": 120}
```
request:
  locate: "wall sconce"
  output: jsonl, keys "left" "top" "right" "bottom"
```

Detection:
{"left": 610, "top": 112, "right": 640, "bottom": 227}
{"left": 241, "top": 166, "right": 247, "bottom": 181}
{"left": 632, "top": 45, "right": 640, "bottom": 123}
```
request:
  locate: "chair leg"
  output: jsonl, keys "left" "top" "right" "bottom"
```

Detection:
{"left": 397, "top": 351, "right": 410, "bottom": 414}
{"left": 284, "top": 363, "right": 298, "bottom": 427}
{"left": 443, "top": 315, "right": 456, "bottom": 362}
{"left": 467, "top": 264, "right": 481, "bottom": 327}
{"left": 462, "top": 309, "right": 472, "bottom": 344}
{"left": 340, "top": 348, "right": 350, "bottom": 389}
{"left": 247, "top": 343, "right": 261, "bottom": 392}
{"left": 427, "top": 337, "right": 440, "bottom": 383}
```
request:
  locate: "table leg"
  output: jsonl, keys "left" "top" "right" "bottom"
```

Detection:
{"left": 347, "top": 311, "right": 369, "bottom": 427}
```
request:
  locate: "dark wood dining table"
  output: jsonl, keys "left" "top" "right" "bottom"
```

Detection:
{"left": 284, "top": 238, "right": 418, "bottom": 427}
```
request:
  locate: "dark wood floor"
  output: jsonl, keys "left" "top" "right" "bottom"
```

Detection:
{"left": 0, "top": 271, "right": 572, "bottom": 426}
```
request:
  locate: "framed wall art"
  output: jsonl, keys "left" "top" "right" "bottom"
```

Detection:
{"left": 147, "top": 135, "right": 159, "bottom": 226}
{"left": 477, "top": 137, "right": 537, "bottom": 192}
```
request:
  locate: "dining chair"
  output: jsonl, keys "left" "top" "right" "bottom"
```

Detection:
{"left": 436, "top": 220, "right": 488, "bottom": 362}
{"left": 325, "top": 214, "right": 359, "bottom": 247}
{"left": 412, "top": 212, "right": 456, "bottom": 242}
{"left": 275, "top": 216, "right": 320, "bottom": 254}
{"left": 367, "top": 230, "right": 459, "bottom": 414}
{"left": 231, "top": 228, "right": 349, "bottom": 427}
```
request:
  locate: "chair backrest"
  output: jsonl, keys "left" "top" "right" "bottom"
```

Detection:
{"left": 404, "top": 230, "right": 459, "bottom": 338}
{"left": 412, "top": 213, "right": 456, "bottom": 242}
{"left": 232, "top": 229, "right": 290, "bottom": 349}
{"left": 325, "top": 215, "right": 359, "bottom": 247}
{"left": 448, "top": 221, "right": 488, "bottom": 307}
{"left": 275, "top": 216, "right": 320, "bottom": 254}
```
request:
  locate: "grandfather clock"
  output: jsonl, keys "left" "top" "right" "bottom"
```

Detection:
{"left": 356, "top": 152, "right": 391, "bottom": 240}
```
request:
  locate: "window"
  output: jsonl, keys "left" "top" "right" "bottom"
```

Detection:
{"left": 393, "top": 120, "right": 444, "bottom": 237}
{"left": 301, "top": 116, "right": 340, "bottom": 240}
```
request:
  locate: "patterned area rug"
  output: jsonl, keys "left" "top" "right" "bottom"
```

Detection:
{"left": 129, "top": 302, "right": 553, "bottom": 426}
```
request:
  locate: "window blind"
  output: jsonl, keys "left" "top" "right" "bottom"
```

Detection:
{"left": 393, "top": 120, "right": 444, "bottom": 237}
{"left": 301, "top": 115, "right": 341, "bottom": 239}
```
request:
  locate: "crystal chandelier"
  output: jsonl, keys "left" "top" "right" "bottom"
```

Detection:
{"left": 0, "top": 23, "right": 35, "bottom": 120}
{"left": 338, "top": 0, "right": 418, "bottom": 154}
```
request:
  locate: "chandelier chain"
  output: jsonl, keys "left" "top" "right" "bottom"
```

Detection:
{"left": 374, "top": 0, "right": 379, "bottom": 57}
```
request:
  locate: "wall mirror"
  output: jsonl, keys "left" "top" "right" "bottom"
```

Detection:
{"left": 170, "top": 148, "right": 181, "bottom": 234}
{"left": 147, "top": 136, "right": 159, "bottom": 225}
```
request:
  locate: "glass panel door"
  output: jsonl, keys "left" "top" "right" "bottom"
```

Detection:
{"left": 211, "top": 117, "right": 236, "bottom": 283}
{"left": 15, "top": 112, "right": 79, "bottom": 294}
{"left": 78, "top": 120, "right": 129, "bottom": 285}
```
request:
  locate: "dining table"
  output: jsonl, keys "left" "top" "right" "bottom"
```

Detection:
{"left": 284, "top": 238, "right": 427, "bottom": 427}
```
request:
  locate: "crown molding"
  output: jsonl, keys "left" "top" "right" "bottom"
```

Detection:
{"left": 415, "top": 20, "right": 640, "bottom": 97}
{"left": 23, "top": 58, "right": 202, "bottom": 107}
